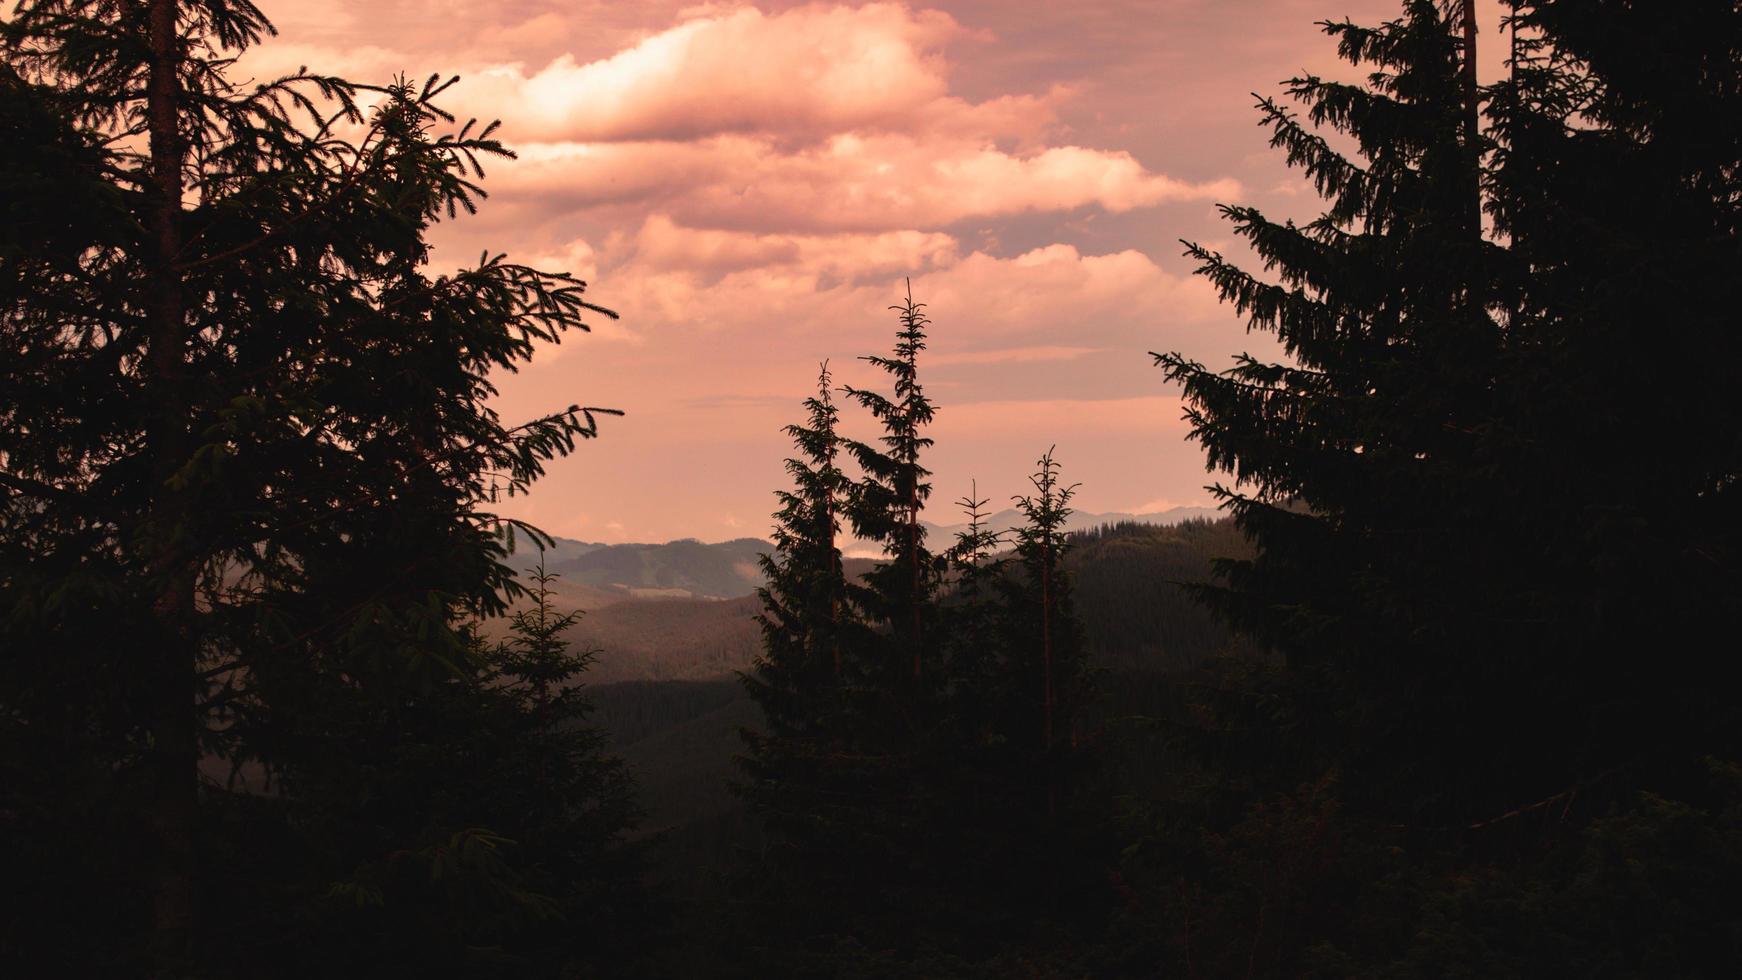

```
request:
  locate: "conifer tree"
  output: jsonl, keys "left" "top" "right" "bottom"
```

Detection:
{"left": 744, "top": 291, "right": 952, "bottom": 954}
{"left": 1153, "top": 0, "right": 1740, "bottom": 840}
{"left": 939, "top": 484, "right": 1005, "bottom": 700}
{"left": 292, "top": 564, "right": 644, "bottom": 976}
{"left": 842, "top": 285, "right": 944, "bottom": 684}
{"left": 1481, "top": 0, "right": 1742, "bottom": 785}
{"left": 835, "top": 287, "right": 949, "bottom": 927}
{"left": 1009, "top": 449, "right": 1082, "bottom": 758}
{"left": 933, "top": 454, "right": 1103, "bottom": 948}
{"left": 1153, "top": 0, "right": 1515, "bottom": 818}
{"left": 1129, "top": 2, "right": 1742, "bottom": 973}
{"left": 739, "top": 362, "right": 863, "bottom": 917}
{"left": 746, "top": 299, "right": 1110, "bottom": 961}
{"left": 0, "top": 2, "right": 622, "bottom": 969}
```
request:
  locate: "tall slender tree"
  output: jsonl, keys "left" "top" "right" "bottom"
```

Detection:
{"left": 1154, "top": 0, "right": 1515, "bottom": 818}
{"left": 843, "top": 284, "right": 943, "bottom": 684}
{"left": 739, "top": 361, "right": 864, "bottom": 919}
{"left": 0, "top": 2, "right": 618, "bottom": 969}
{"left": 1008, "top": 449, "right": 1082, "bottom": 759}
{"left": 744, "top": 292, "right": 954, "bottom": 958}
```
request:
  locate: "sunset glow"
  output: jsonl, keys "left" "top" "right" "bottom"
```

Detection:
{"left": 249, "top": 0, "right": 1503, "bottom": 543}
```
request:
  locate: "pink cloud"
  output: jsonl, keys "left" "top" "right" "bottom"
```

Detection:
{"left": 908, "top": 244, "right": 1226, "bottom": 334}
{"left": 624, "top": 215, "right": 960, "bottom": 280}
{"left": 450, "top": 4, "right": 963, "bottom": 142}
{"left": 492, "top": 134, "right": 1235, "bottom": 231}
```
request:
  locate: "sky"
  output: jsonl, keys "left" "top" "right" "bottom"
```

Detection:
{"left": 250, "top": 0, "right": 1508, "bottom": 544}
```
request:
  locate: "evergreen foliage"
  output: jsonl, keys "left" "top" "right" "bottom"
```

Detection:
{"left": 742, "top": 298, "right": 1108, "bottom": 966}
{"left": 1155, "top": 0, "right": 1515, "bottom": 816}
{"left": 262, "top": 566, "right": 646, "bottom": 977}
{"left": 737, "top": 361, "right": 868, "bottom": 931}
{"left": 1133, "top": 1, "right": 1742, "bottom": 975}
{"left": 6, "top": 0, "right": 1738, "bottom": 974}
{"left": 841, "top": 286, "right": 946, "bottom": 682}
{"left": 741, "top": 298, "right": 951, "bottom": 952}
{"left": 0, "top": 2, "right": 642, "bottom": 973}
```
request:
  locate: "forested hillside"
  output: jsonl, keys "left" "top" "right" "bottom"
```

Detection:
{"left": 1066, "top": 518, "right": 1255, "bottom": 672}
{"left": 580, "top": 517, "right": 1248, "bottom": 834}
{"left": 518, "top": 516, "right": 1241, "bottom": 686}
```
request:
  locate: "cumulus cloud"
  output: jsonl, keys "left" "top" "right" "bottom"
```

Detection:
{"left": 458, "top": 4, "right": 962, "bottom": 142}
{"left": 624, "top": 215, "right": 960, "bottom": 280}
{"left": 491, "top": 134, "right": 1235, "bottom": 231}
{"left": 246, "top": 3, "right": 1239, "bottom": 246}
{"left": 519, "top": 222, "right": 1225, "bottom": 357}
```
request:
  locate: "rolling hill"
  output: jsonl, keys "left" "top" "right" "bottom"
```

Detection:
{"left": 504, "top": 505, "right": 1221, "bottom": 599}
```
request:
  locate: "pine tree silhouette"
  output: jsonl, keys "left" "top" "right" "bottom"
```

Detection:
{"left": 0, "top": 2, "right": 630, "bottom": 971}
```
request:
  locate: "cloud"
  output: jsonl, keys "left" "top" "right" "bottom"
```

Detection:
{"left": 248, "top": 3, "right": 1238, "bottom": 241}
{"left": 492, "top": 135, "right": 1236, "bottom": 231}
{"left": 456, "top": 4, "right": 964, "bottom": 143}
{"left": 624, "top": 215, "right": 959, "bottom": 280}
{"left": 512, "top": 224, "right": 1229, "bottom": 372}
{"left": 908, "top": 243, "right": 1226, "bottom": 336}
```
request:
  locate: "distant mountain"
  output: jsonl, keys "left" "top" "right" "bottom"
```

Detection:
{"left": 503, "top": 534, "right": 605, "bottom": 574}
{"left": 919, "top": 504, "right": 1219, "bottom": 543}
{"left": 503, "top": 535, "right": 767, "bottom": 600}
{"left": 547, "top": 537, "right": 768, "bottom": 600}
{"left": 506, "top": 507, "right": 1221, "bottom": 600}
{"left": 514, "top": 513, "right": 1247, "bottom": 689}
{"left": 582, "top": 517, "right": 1255, "bottom": 848}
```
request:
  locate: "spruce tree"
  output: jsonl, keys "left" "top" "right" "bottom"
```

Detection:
{"left": 739, "top": 362, "right": 864, "bottom": 925}
{"left": 1138, "top": 2, "right": 1742, "bottom": 971}
{"left": 933, "top": 454, "right": 1104, "bottom": 949}
{"left": 743, "top": 291, "right": 951, "bottom": 956}
{"left": 1153, "top": 0, "right": 1515, "bottom": 818}
{"left": 1156, "top": 0, "right": 1741, "bottom": 822}
{"left": 746, "top": 301, "right": 1109, "bottom": 962}
{"left": 1007, "top": 449, "right": 1083, "bottom": 761}
{"left": 842, "top": 285, "right": 944, "bottom": 684}
{"left": 292, "top": 564, "right": 644, "bottom": 976}
{"left": 0, "top": 2, "right": 622, "bottom": 970}
{"left": 835, "top": 287, "right": 951, "bottom": 942}
{"left": 1482, "top": 0, "right": 1742, "bottom": 787}
{"left": 939, "top": 484, "right": 1006, "bottom": 702}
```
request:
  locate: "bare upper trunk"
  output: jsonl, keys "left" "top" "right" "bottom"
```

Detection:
{"left": 1461, "top": 0, "right": 1482, "bottom": 237}
{"left": 144, "top": 0, "right": 198, "bottom": 967}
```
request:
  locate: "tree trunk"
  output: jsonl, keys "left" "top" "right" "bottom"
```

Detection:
{"left": 144, "top": 0, "right": 198, "bottom": 968}
{"left": 1460, "top": 0, "right": 1482, "bottom": 236}
{"left": 909, "top": 492, "right": 921, "bottom": 680}
{"left": 1042, "top": 537, "right": 1053, "bottom": 751}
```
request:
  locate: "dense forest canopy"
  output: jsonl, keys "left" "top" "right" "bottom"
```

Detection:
{"left": 3, "top": 1, "right": 1739, "bottom": 977}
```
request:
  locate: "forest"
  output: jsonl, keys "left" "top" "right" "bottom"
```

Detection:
{"left": 2, "top": 0, "right": 1738, "bottom": 976}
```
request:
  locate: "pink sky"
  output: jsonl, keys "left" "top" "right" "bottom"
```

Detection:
{"left": 254, "top": 1, "right": 1509, "bottom": 544}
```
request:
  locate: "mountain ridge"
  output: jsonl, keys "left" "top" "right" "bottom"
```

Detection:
{"left": 507, "top": 505, "right": 1221, "bottom": 598}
